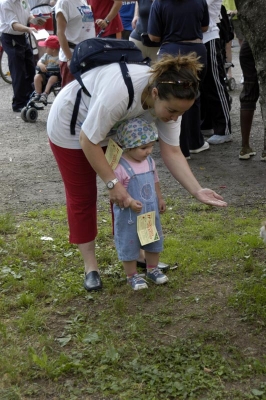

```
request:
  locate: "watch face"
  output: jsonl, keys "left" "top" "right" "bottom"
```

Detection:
{"left": 107, "top": 181, "right": 114, "bottom": 189}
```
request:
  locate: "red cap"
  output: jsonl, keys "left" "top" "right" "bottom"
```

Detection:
{"left": 38, "top": 35, "right": 60, "bottom": 49}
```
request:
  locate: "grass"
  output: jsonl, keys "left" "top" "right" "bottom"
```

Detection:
{"left": 0, "top": 200, "right": 266, "bottom": 399}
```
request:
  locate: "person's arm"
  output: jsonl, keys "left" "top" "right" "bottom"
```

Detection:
{"left": 201, "top": 26, "right": 209, "bottom": 32}
{"left": 79, "top": 131, "right": 134, "bottom": 208}
{"left": 11, "top": 21, "right": 38, "bottom": 33}
{"left": 148, "top": 33, "right": 161, "bottom": 42}
{"left": 131, "top": 1, "right": 138, "bottom": 29}
{"left": 95, "top": 1, "right": 123, "bottom": 30}
{"left": 56, "top": 12, "right": 72, "bottom": 63}
{"left": 37, "top": 61, "right": 47, "bottom": 72}
{"left": 148, "top": 0, "right": 162, "bottom": 42}
{"left": 159, "top": 139, "right": 227, "bottom": 207}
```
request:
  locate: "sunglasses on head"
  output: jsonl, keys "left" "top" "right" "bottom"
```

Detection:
{"left": 157, "top": 80, "right": 196, "bottom": 89}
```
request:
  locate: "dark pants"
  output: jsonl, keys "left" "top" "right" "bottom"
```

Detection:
{"left": 1, "top": 33, "right": 35, "bottom": 110}
{"left": 201, "top": 38, "right": 231, "bottom": 136}
{"left": 239, "top": 40, "right": 259, "bottom": 110}
{"left": 159, "top": 42, "right": 207, "bottom": 157}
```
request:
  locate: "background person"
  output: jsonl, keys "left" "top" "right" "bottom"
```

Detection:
{"left": 55, "top": 0, "right": 95, "bottom": 87}
{"left": 201, "top": 0, "right": 232, "bottom": 145}
{"left": 0, "top": 0, "right": 45, "bottom": 112}
{"left": 148, "top": 0, "right": 210, "bottom": 159}
{"left": 47, "top": 53, "right": 227, "bottom": 293}
{"left": 120, "top": 1, "right": 135, "bottom": 40}
{"left": 113, "top": 117, "right": 168, "bottom": 290}
{"left": 129, "top": 0, "right": 159, "bottom": 62}
{"left": 90, "top": 0, "right": 123, "bottom": 39}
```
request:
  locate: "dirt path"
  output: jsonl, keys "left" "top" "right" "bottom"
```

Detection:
{"left": 0, "top": 43, "right": 265, "bottom": 214}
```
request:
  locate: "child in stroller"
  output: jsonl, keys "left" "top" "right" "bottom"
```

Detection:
{"left": 21, "top": 35, "right": 61, "bottom": 122}
{"left": 32, "top": 35, "right": 60, "bottom": 103}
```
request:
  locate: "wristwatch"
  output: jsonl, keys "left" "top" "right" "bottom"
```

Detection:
{"left": 105, "top": 19, "right": 110, "bottom": 25}
{"left": 106, "top": 178, "right": 119, "bottom": 190}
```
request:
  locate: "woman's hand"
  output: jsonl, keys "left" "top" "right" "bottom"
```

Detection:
{"left": 194, "top": 188, "right": 227, "bottom": 207}
{"left": 109, "top": 182, "right": 133, "bottom": 209}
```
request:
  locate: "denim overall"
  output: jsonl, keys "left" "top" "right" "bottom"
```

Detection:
{"left": 114, "top": 156, "right": 164, "bottom": 261}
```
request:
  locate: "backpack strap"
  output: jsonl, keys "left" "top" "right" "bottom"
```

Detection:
{"left": 70, "top": 87, "right": 83, "bottom": 135}
{"left": 119, "top": 59, "right": 134, "bottom": 110}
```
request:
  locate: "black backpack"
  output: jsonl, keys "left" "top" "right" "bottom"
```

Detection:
{"left": 69, "top": 37, "right": 150, "bottom": 135}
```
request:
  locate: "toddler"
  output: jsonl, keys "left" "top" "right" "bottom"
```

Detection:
{"left": 114, "top": 117, "right": 168, "bottom": 290}
{"left": 33, "top": 35, "right": 60, "bottom": 103}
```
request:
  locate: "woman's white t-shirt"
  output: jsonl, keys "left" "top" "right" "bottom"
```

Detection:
{"left": 55, "top": 0, "right": 95, "bottom": 62}
{"left": 47, "top": 63, "right": 181, "bottom": 148}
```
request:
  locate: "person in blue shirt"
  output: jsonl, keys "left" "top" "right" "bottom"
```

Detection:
{"left": 120, "top": 1, "right": 135, "bottom": 40}
{"left": 148, "top": 0, "right": 210, "bottom": 159}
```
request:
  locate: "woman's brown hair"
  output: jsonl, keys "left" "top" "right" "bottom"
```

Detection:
{"left": 149, "top": 52, "right": 203, "bottom": 100}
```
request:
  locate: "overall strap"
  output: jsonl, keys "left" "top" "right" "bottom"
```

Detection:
{"left": 118, "top": 157, "right": 136, "bottom": 178}
{"left": 146, "top": 155, "right": 154, "bottom": 172}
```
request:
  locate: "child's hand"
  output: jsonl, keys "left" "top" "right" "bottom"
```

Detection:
{"left": 129, "top": 199, "right": 143, "bottom": 213}
{"left": 39, "top": 64, "right": 47, "bottom": 73}
{"left": 158, "top": 198, "right": 166, "bottom": 214}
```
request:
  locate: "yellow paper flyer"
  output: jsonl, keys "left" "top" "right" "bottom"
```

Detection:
{"left": 105, "top": 139, "right": 123, "bottom": 170}
{"left": 137, "top": 211, "right": 160, "bottom": 246}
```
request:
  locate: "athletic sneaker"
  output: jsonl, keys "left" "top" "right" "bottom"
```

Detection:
{"left": 32, "top": 93, "right": 41, "bottom": 101}
{"left": 207, "top": 134, "right": 232, "bottom": 145}
{"left": 146, "top": 267, "right": 168, "bottom": 285}
{"left": 239, "top": 147, "right": 256, "bottom": 160}
{"left": 127, "top": 274, "right": 148, "bottom": 290}
{"left": 190, "top": 141, "right": 210, "bottom": 154}
{"left": 40, "top": 93, "right": 48, "bottom": 103}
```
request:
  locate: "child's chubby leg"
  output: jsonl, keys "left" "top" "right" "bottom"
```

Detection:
{"left": 33, "top": 73, "right": 44, "bottom": 96}
{"left": 123, "top": 260, "right": 148, "bottom": 291}
{"left": 45, "top": 75, "right": 59, "bottom": 94}
{"left": 145, "top": 251, "right": 169, "bottom": 285}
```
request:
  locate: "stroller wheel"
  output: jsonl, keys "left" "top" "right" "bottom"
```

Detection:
{"left": 21, "top": 107, "right": 28, "bottom": 122}
{"left": 228, "top": 77, "right": 236, "bottom": 91}
{"left": 26, "top": 107, "right": 38, "bottom": 123}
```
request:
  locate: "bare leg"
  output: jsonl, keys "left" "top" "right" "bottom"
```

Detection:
{"left": 78, "top": 241, "right": 99, "bottom": 274}
{"left": 34, "top": 74, "right": 43, "bottom": 94}
{"left": 123, "top": 260, "right": 138, "bottom": 276}
{"left": 145, "top": 251, "right": 160, "bottom": 267}
{"left": 241, "top": 109, "right": 254, "bottom": 148}
{"left": 44, "top": 75, "right": 59, "bottom": 94}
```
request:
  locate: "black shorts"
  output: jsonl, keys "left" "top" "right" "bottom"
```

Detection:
{"left": 239, "top": 40, "right": 259, "bottom": 110}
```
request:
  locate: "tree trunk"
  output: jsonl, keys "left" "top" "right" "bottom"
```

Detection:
{"left": 235, "top": 0, "right": 266, "bottom": 153}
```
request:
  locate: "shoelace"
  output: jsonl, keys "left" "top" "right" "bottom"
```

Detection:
{"left": 148, "top": 267, "right": 161, "bottom": 276}
{"left": 130, "top": 274, "right": 146, "bottom": 284}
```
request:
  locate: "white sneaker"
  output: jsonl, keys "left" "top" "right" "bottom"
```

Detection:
{"left": 201, "top": 129, "right": 214, "bottom": 136}
{"left": 190, "top": 141, "right": 210, "bottom": 154}
{"left": 207, "top": 134, "right": 232, "bottom": 145}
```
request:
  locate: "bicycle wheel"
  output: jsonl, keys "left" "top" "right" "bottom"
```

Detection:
{"left": 0, "top": 50, "right": 12, "bottom": 84}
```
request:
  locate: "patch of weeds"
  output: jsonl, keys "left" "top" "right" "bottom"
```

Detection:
{"left": 16, "top": 306, "right": 46, "bottom": 334}
{"left": 229, "top": 263, "right": 266, "bottom": 321}
{"left": 0, "top": 203, "right": 266, "bottom": 399}
{"left": 0, "top": 213, "right": 16, "bottom": 234}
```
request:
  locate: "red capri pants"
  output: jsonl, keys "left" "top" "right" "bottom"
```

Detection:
{"left": 49, "top": 140, "right": 98, "bottom": 244}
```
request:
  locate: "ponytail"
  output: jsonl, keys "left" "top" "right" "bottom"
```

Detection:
{"left": 148, "top": 52, "right": 203, "bottom": 100}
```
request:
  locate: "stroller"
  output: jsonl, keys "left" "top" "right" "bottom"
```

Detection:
{"left": 21, "top": 4, "right": 61, "bottom": 122}
{"left": 218, "top": 5, "right": 236, "bottom": 92}
{"left": 21, "top": 65, "right": 61, "bottom": 122}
